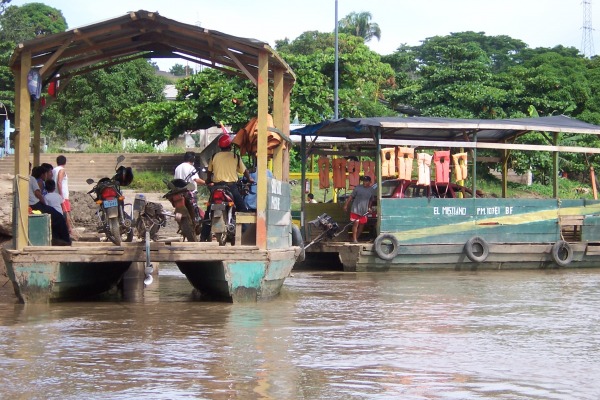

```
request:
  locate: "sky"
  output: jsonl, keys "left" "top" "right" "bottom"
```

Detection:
{"left": 8, "top": 0, "right": 599, "bottom": 71}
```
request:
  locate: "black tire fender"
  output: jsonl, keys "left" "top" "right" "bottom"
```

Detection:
{"left": 551, "top": 240, "right": 573, "bottom": 267}
{"left": 291, "top": 225, "right": 305, "bottom": 262}
{"left": 374, "top": 233, "right": 399, "bottom": 261}
{"left": 464, "top": 236, "right": 489, "bottom": 263}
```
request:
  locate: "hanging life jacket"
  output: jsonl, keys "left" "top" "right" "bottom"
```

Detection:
{"left": 417, "top": 153, "right": 432, "bottom": 186}
{"left": 452, "top": 152, "right": 468, "bottom": 181}
{"left": 397, "top": 147, "right": 414, "bottom": 180}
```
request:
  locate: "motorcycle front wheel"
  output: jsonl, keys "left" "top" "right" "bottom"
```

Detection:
{"left": 176, "top": 207, "right": 197, "bottom": 242}
{"left": 108, "top": 217, "right": 122, "bottom": 246}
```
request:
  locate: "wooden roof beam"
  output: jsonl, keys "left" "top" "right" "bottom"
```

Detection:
{"left": 57, "top": 52, "right": 149, "bottom": 80}
{"left": 225, "top": 47, "right": 257, "bottom": 85}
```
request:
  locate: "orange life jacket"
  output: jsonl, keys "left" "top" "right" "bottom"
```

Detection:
{"left": 318, "top": 156, "right": 330, "bottom": 189}
{"left": 332, "top": 158, "right": 347, "bottom": 189}
{"left": 452, "top": 152, "right": 468, "bottom": 181}
{"left": 433, "top": 150, "right": 450, "bottom": 184}
{"left": 347, "top": 159, "right": 361, "bottom": 189}
{"left": 362, "top": 160, "right": 376, "bottom": 183}
{"left": 417, "top": 153, "right": 432, "bottom": 185}
{"left": 381, "top": 148, "right": 396, "bottom": 178}
{"left": 397, "top": 147, "right": 414, "bottom": 180}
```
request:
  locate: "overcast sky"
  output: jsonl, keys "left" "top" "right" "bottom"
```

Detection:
{"left": 9, "top": 0, "right": 598, "bottom": 70}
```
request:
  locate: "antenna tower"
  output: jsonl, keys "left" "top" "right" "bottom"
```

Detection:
{"left": 582, "top": 0, "right": 595, "bottom": 58}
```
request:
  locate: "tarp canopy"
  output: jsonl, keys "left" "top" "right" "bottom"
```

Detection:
{"left": 291, "top": 115, "right": 600, "bottom": 143}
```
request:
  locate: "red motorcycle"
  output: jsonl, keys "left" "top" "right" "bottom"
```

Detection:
{"left": 86, "top": 155, "right": 134, "bottom": 245}
{"left": 163, "top": 174, "right": 203, "bottom": 242}
{"left": 201, "top": 183, "right": 236, "bottom": 246}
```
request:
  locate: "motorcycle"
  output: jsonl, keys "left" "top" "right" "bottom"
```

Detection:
{"left": 201, "top": 179, "right": 251, "bottom": 246}
{"left": 133, "top": 193, "right": 166, "bottom": 243}
{"left": 132, "top": 193, "right": 167, "bottom": 286}
{"left": 163, "top": 170, "right": 203, "bottom": 242}
{"left": 86, "top": 155, "right": 134, "bottom": 245}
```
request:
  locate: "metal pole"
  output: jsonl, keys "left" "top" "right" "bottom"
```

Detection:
{"left": 334, "top": 0, "right": 339, "bottom": 119}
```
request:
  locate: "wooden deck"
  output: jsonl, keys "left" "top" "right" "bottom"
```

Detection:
{"left": 3, "top": 241, "right": 275, "bottom": 263}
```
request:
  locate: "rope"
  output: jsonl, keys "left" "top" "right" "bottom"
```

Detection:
{"left": 15, "top": 174, "right": 32, "bottom": 246}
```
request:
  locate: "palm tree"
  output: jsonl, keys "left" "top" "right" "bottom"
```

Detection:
{"left": 338, "top": 11, "right": 381, "bottom": 42}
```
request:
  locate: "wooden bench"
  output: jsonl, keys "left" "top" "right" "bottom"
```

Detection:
{"left": 235, "top": 212, "right": 257, "bottom": 246}
{"left": 559, "top": 215, "right": 584, "bottom": 241}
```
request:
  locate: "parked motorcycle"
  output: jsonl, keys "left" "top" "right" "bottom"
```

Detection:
{"left": 86, "top": 155, "right": 134, "bottom": 245}
{"left": 132, "top": 194, "right": 166, "bottom": 286}
{"left": 201, "top": 179, "right": 251, "bottom": 246}
{"left": 133, "top": 194, "right": 166, "bottom": 243}
{"left": 163, "top": 171, "right": 203, "bottom": 242}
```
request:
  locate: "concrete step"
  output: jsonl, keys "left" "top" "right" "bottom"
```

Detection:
{"left": 0, "top": 153, "right": 182, "bottom": 192}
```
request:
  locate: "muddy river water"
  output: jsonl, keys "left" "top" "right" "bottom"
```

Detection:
{"left": 1, "top": 265, "right": 599, "bottom": 399}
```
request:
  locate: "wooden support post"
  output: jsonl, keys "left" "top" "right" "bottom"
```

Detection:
{"left": 553, "top": 133, "right": 559, "bottom": 198}
{"left": 256, "top": 50, "right": 269, "bottom": 250}
{"left": 591, "top": 166, "right": 598, "bottom": 200}
{"left": 502, "top": 149, "right": 508, "bottom": 198}
{"left": 15, "top": 51, "right": 32, "bottom": 250}
{"left": 33, "top": 100, "right": 41, "bottom": 167}
{"left": 272, "top": 68, "right": 284, "bottom": 180}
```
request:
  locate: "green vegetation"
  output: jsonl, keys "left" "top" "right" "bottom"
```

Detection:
{"left": 2, "top": 4, "right": 600, "bottom": 195}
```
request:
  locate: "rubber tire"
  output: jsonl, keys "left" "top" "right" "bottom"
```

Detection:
{"left": 464, "top": 236, "right": 489, "bottom": 263}
{"left": 551, "top": 240, "right": 573, "bottom": 267}
{"left": 291, "top": 224, "right": 305, "bottom": 262}
{"left": 123, "top": 214, "right": 134, "bottom": 243}
{"left": 177, "top": 207, "right": 197, "bottom": 242}
{"left": 374, "top": 233, "right": 399, "bottom": 261}
{"left": 108, "top": 217, "right": 121, "bottom": 246}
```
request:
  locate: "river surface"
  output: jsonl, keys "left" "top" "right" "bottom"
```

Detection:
{"left": 1, "top": 265, "right": 600, "bottom": 399}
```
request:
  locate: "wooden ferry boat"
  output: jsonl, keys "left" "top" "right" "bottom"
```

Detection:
{"left": 2, "top": 11, "right": 300, "bottom": 302}
{"left": 292, "top": 116, "right": 600, "bottom": 271}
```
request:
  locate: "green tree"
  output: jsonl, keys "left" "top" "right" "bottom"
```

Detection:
{"left": 43, "top": 59, "right": 166, "bottom": 144}
{"left": 278, "top": 32, "right": 395, "bottom": 122}
{"left": 0, "top": 0, "right": 12, "bottom": 15}
{"left": 0, "top": 3, "right": 67, "bottom": 43}
{"left": 0, "top": 3, "right": 67, "bottom": 116}
{"left": 118, "top": 68, "right": 256, "bottom": 143}
{"left": 169, "top": 63, "right": 189, "bottom": 77}
{"left": 338, "top": 11, "right": 381, "bottom": 42}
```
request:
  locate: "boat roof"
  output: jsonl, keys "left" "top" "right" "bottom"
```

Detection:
{"left": 291, "top": 115, "right": 600, "bottom": 142}
{"left": 10, "top": 10, "right": 295, "bottom": 85}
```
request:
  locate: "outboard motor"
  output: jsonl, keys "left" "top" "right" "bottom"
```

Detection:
{"left": 308, "top": 213, "right": 340, "bottom": 239}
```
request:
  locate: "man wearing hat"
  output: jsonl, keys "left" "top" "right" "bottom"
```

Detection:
{"left": 343, "top": 175, "right": 375, "bottom": 243}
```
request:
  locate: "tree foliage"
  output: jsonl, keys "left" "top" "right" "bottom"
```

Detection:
{"left": 169, "top": 63, "right": 190, "bottom": 77}
{"left": 3, "top": 3, "right": 600, "bottom": 185}
{"left": 118, "top": 68, "right": 256, "bottom": 143}
{"left": 0, "top": 2, "right": 67, "bottom": 116}
{"left": 277, "top": 32, "right": 395, "bottom": 122}
{"left": 338, "top": 11, "right": 381, "bottom": 42}
{"left": 43, "top": 59, "right": 166, "bottom": 144}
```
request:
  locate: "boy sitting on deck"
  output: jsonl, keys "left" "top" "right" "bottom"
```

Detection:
{"left": 44, "top": 179, "right": 64, "bottom": 216}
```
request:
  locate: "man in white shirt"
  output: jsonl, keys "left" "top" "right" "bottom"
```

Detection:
{"left": 52, "top": 155, "right": 71, "bottom": 233}
{"left": 174, "top": 151, "right": 205, "bottom": 191}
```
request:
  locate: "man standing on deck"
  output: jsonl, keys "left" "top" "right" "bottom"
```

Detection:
{"left": 343, "top": 175, "right": 374, "bottom": 243}
{"left": 52, "top": 155, "right": 72, "bottom": 234}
